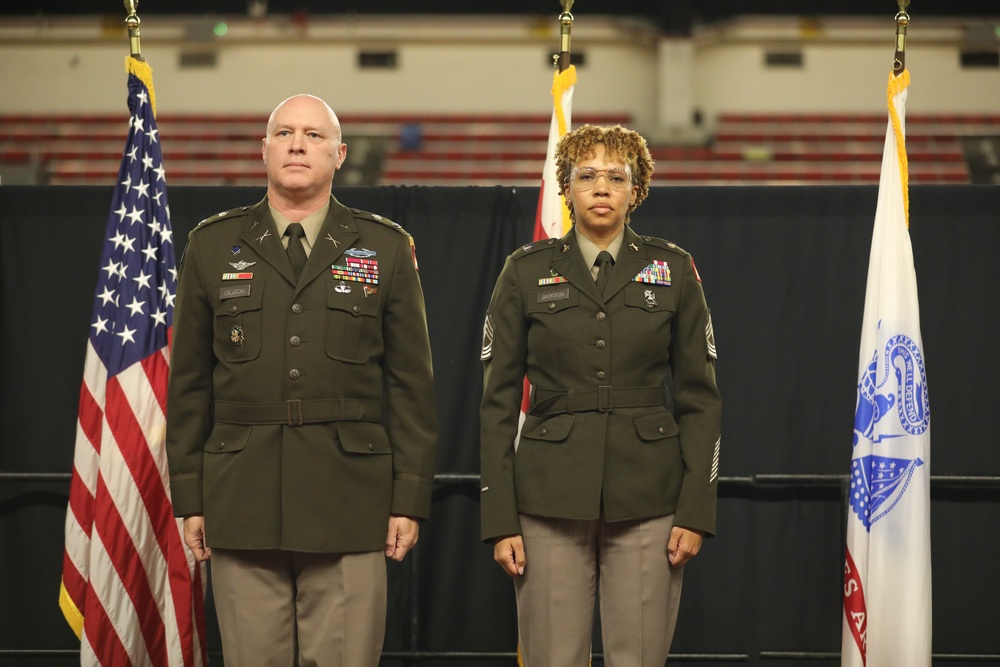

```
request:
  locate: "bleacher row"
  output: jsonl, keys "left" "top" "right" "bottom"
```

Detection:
{"left": 1, "top": 112, "right": 996, "bottom": 186}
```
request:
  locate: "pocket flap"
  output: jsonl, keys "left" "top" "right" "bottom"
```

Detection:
{"left": 337, "top": 421, "right": 392, "bottom": 454}
{"left": 205, "top": 423, "right": 251, "bottom": 453}
{"left": 633, "top": 410, "right": 679, "bottom": 441}
{"left": 213, "top": 282, "right": 263, "bottom": 316}
{"left": 327, "top": 281, "right": 379, "bottom": 316}
{"left": 520, "top": 414, "right": 575, "bottom": 442}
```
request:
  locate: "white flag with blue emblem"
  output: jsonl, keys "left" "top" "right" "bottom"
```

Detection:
{"left": 842, "top": 69, "right": 932, "bottom": 667}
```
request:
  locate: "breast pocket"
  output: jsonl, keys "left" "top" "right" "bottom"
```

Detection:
{"left": 213, "top": 282, "right": 263, "bottom": 362}
{"left": 326, "top": 281, "right": 380, "bottom": 363}
{"left": 526, "top": 286, "right": 579, "bottom": 317}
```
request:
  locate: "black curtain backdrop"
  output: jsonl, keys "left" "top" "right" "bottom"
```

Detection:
{"left": 1, "top": 184, "right": 998, "bottom": 666}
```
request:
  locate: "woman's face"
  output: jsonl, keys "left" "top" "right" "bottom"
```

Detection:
{"left": 565, "top": 143, "right": 638, "bottom": 242}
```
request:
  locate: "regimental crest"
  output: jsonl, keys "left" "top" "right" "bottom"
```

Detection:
{"left": 849, "top": 455, "right": 924, "bottom": 530}
{"left": 850, "top": 329, "right": 930, "bottom": 531}
{"left": 853, "top": 333, "right": 930, "bottom": 446}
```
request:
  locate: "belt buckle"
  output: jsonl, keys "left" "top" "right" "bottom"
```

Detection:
{"left": 287, "top": 399, "right": 303, "bottom": 426}
{"left": 598, "top": 385, "right": 612, "bottom": 412}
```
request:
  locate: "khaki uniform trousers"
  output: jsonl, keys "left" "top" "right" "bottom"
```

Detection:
{"left": 210, "top": 548, "right": 386, "bottom": 667}
{"left": 515, "top": 513, "right": 683, "bottom": 667}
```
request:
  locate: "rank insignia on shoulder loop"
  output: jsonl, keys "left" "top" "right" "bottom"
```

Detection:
{"left": 230, "top": 325, "right": 245, "bottom": 347}
{"left": 229, "top": 260, "right": 256, "bottom": 270}
{"left": 522, "top": 243, "right": 533, "bottom": 253}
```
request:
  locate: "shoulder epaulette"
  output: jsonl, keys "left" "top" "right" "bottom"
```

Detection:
{"left": 512, "top": 237, "right": 559, "bottom": 259}
{"left": 640, "top": 234, "right": 689, "bottom": 257}
{"left": 193, "top": 205, "right": 253, "bottom": 230}
{"left": 349, "top": 208, "right": 410, "bottom": 237}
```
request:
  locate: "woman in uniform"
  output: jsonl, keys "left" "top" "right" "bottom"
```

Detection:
{"left": 479, "top": 124, "right": 722, "bottom": 666}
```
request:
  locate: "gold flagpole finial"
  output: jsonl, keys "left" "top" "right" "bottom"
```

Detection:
{"left": 124, "top": 0, "right": 143, "bottom": 60}
{"left": 556, "top": 0, "right": 575, "bottom": 72}
{"left": 893, "top": 0, "right": 910, "bottom": 73}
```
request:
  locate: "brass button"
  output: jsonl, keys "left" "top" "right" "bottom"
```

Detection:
{"left": 230, "top": 305, "right": 238, "bottom": 313}
{"left": 219, "top": 441, "right": 225, "bottom": 449}
{"left": 539, "top": 428, "right": 547, "bottom": 436}
{"left": 292, "top": 303, "right": 303, "bottom": 314}
{"left": 658, "top": 427, "right": 666, "bottom": 434}
{"left": 368, "top": 443, "right": 374, "bottom": 451}
{"left": 289, "top": 335, "right": 301, "bottom": 346}
{"left": 353, "top": 305, "right": 361, "bottom": 313}
{"left": 548, "top": 303, "right": 556, "bottom": 310}
{"left": 289, "top": 368, "right": 301, "bottom": 379}
{"left": 596, "top": 312, "right": 606, "bottom": 321}
{"left": 596, "top": 371, "right": 606, "bottom": 380}
{"left": 596, "top": 339, "right": 606, "bottom": 349}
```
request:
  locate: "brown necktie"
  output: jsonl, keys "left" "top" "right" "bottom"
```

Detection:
{"left": 285, "top": 222, "right": 307, "bottom": 281}
{"left": 595, "top": 250, "right": 614, "bottom": 296}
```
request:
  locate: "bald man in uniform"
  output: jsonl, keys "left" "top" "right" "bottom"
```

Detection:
{"left": 166, "top": 94, "right": 438, "bottom": 666}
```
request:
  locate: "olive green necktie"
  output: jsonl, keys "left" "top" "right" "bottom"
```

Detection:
{"left": 285, "top": 222, "right": 307, "bottom": 281}
{"left": 595, "top": 250, "right": 614, "bottom": 296}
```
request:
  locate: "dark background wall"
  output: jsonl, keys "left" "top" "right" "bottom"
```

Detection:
{"left": 1, "top": 184, "right": 998, "bottom": 665}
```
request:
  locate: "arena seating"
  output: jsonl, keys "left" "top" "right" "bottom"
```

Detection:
{"left": 1, "top": 111, "right": 995, "bottom": 186}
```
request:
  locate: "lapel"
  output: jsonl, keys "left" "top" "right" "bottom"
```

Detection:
{"left": 549, "top": 230, "right": 603, "bottom": 306}
{"left": 548, "top": 226, "right": 652, "bottom": 305}
{"left": 604, "top": 226, "right": 651, "bottom": 300}
{"left": 241, "top": 199, "right": 294, "bottom": 285}
{"left": 297, "top": 197, "right": 358, "bottom": 294}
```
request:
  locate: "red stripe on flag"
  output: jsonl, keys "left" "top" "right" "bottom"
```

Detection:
{"left": 82, "top": 582, "right": 135, "bottom": 667}
{"left": 78, "top": 379, "right": 105, "bottom": 453}
{"left": 141, "top": 343, "right": 170, "bottom": 416}
{"left": 61, "top": 550, "right": 89, "bottom": 614}
{"left": 68, "top": 468, "right": 96, "bottom": 539}
{"left": 105, "top": 377, "right": 173, "bottom": 557}
{"left": 843, "top": 548, "right": 868, "bottom": 665}
{"left": 93, "top": 474, "right": 169, "bottom": 667}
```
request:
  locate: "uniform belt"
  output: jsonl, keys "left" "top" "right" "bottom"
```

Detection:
{"left": 213, "top": 398, "right": 383, "bottom": 426}
{"left": 530, "top": 385, "right": 666, "bottom": 416}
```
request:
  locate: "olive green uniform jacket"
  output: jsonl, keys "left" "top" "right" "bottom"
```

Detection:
{"left": 167, "top": 196, "right": 438, "bottom": 553}
{"left": 480, "top": 225, "right": 721, "bottom": 541}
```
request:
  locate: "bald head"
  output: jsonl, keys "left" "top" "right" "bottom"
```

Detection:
{"left": 266, "top": 94, "right": 342, "bottom": 141}
{"left": 262, "top": 94, "right": 348, "bottom": 211}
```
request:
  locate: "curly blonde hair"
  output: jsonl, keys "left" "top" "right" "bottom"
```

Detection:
{"left": 555, "top": 124, "right": 655, "bottom": 224}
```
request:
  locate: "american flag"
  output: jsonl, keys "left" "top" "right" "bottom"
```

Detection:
{"left": 842, "top": 68, "right": 932, "bottom": 667}
{"left": 59, "top": 56, "right": 207, "bottom": 667}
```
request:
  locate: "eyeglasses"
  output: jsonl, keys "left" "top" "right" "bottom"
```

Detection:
{"left": 570, "top": 167, "right": 632, "bottom": 191}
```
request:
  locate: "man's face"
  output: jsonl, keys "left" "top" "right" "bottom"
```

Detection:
{"left": 261, "top": 95, "right": 347, "bottom": 199}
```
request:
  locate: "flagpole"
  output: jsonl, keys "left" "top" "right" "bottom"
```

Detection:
{"left": 556, "top": 0, "right": 574, "bottom": 73}
{"left": 893, "top": 0, "right": 910, "bottom": 75}
{"left": 124, "top": 0, "right": 144, "bottom": 60}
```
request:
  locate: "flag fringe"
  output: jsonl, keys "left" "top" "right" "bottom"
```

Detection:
{"left": 59, "top": 579, "right": 85, "bottom": 640}
{"left": 125, "top": 55, "right": 157, "bottom": 117}
{"left": 887, "top": 69, "right": 910, "bottom": 227}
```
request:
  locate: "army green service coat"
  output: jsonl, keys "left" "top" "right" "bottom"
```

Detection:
{"left": 167, "top": 196, "right": 438, "bottom": 553}
{"left": 480, "top": 224, "right": 721, "bottom": 541}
